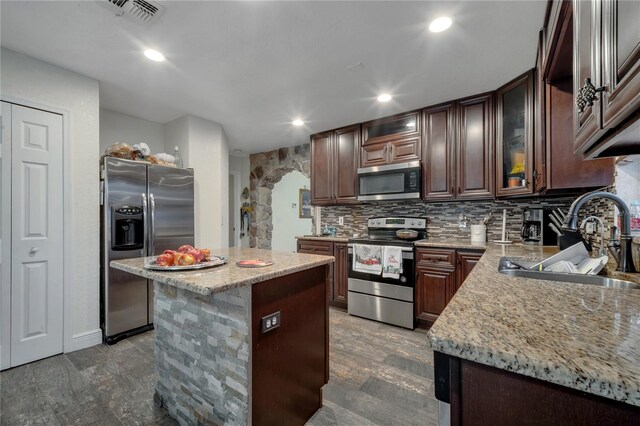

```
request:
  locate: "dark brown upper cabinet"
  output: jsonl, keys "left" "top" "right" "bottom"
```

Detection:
{"left": 310, "top": 125, "right": 360, "bottom": 206}
{"left": 541, "top": 4, "right": 615, "bottom": 192}
{"left": 422, "top": 94, "right": 494, "bottom": 202}
{"left": 573, "top": 0, "right": 640, "bottom": 158}
{"left": 496, "top": 71, "right": 535, "bottom": 197}
{"left": 362, "top": 111, "right": 421, "bottom": 145}
{"left": 457, "top": 94, "right": 495, "bottom": 200}
{"left": 360, "top": 111, "right": 421, "bottom": 168}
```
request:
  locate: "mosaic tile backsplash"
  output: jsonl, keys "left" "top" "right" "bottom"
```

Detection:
{"left": 320, "top": 196, "right": 615, "bottom": 247}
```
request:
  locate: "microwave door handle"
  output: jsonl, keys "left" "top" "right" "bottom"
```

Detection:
{"left": 149, "top": 193, "right": 156, "bottom": 256}
{"left": 142, "top": 193, "right": 149, "bottom": 256}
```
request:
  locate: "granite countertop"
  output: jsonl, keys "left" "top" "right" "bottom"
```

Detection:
{"left": 296, "top": 235, "right": 352, "bottom": 243}
{"left": 427, "top": 243, "right": 640, "bottom": 407}
{"left": 110, "top": 247, "right": 334, "bottom": 296}
{"left": 415, "top": 238, "right": 488, "bottom": 250}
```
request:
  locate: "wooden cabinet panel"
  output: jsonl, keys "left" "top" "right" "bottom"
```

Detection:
{"left": 496, "top": 71, "right": 535, "bottom": 197}
{"left": 389, "top": 137, "right": 421, "bottom": 164}
{"left": 422, "top": 103, "right": 456, "bottom": 201}
{"left": 456, "top": 251, "right": 483, "bottom": 294}
{"left": 545, "top": 78, "right": 614, "bottom": 190}
{"left": 333, "top": 243, "right": 348, "bottom": 308}
{"left": 457, "top": 94, "right": 495, "bottom": 200}
{"left": 310, "top": 132, "right": 333, "bottom": 205}
{"left": 573, "top": 0, "right": 606, "bottom": 153}
{"left": 601, "top": 0, "right": 640, "bottom": 129}
{"left": 360, "top": 142, "right": 388, "bottom": 167}
{"left": 297, "top": 240, "right": 334, "bottom": 256}
{"left": 362, "top": 111, "right": 420, "bottom": 145}
{"left": 534, "top": 30, "right": 547, "bottom": 193}
{"left": 417, "top": 248, "right": 456, "bottom": 268}
{"left": 334, "top": 125, "right": 360, "bottom": 204}
{"left": 415, "top": 267, "right": 456, "bottom": 324}
{"left": 310, "top": 125, "right": 360, "bottom": 206}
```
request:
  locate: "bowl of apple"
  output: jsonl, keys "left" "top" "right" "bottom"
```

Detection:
{"left": 145, "top": 245, "right": 228, "bottom": 271}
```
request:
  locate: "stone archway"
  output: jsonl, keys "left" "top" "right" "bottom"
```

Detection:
{"left": 249, "top": 144, "right": 310, "bottom": 249}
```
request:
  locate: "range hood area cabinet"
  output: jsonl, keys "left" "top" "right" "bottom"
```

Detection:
{"left": 310, "top": 124, "right": 360, "bottom": 206}
{"left": 422, "top": 94, "right": 495, "bottom": 201}
{"left": 573, "top": 0, "right": 640, "bottom": 158}
{"left": 360, "top": 111, "right": 422, "bottom": 168}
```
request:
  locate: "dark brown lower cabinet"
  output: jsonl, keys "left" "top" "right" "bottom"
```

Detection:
{"left": 252, "top": 266, "right": 328, "bottom": 426}
{"left": 297, "top": 239, "right": 348, "bottom": 309}
{"left": 436, "top": 353, "right": 640, "bottom": 426}
{"left": 416, "top": 248, "right": 484, "bottom": 328}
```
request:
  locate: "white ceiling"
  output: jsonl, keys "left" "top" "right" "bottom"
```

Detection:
{"left": 1, "top": 1, "right": 546, "bottom": 154}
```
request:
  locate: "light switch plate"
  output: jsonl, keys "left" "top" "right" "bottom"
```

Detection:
{"left": 339, "top": 216, "right": 344, "bottom": 225}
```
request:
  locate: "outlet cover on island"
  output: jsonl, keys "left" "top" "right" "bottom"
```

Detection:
{"left": 339, "top": 216, "right": 344, "bottom": 225}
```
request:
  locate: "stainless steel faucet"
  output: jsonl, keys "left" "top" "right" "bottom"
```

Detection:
{"left": 562, "top": 191, "right": 636, "bottom": 272}
{"left": 580, "top": 216, "right": 607, "bottom": 257}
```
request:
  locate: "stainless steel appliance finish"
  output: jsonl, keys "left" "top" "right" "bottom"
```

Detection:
{"left": 347, "top": 217, "right": 427, "bottom": 329}
{"left": 357, "top": 161, "right": 421, "bottom": 201}
{"left": 101, "top": 158, "right": 194, "bottom": 343}
{"left": 521, "top": 207, "right": 557, "bottom": 246}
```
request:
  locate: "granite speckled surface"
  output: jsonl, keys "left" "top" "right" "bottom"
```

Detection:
{"left": 110, "top": 247, "right": 334, "bottom": 296}
{"left": 427, "top": 243, "right": 640, "bottom": 407}
{"left": 414, "top": 238, "right": 488, "bottom": 250}
{"left": 296, "top": 235, "right": 353, "bottom": 243}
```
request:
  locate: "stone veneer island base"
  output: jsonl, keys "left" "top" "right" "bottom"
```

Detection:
{"left": 111, "top": 248, "right": 333, "bottom": 426}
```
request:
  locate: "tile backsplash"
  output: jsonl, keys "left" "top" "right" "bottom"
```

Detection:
{"left": 320, "top": 197, "right": 578, "bottom": 243}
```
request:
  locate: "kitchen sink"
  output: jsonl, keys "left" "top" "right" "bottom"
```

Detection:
{"left": 498, "top": 257, "right": 640, "bottom": 290}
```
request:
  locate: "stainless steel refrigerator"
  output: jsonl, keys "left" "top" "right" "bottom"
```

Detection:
{"left": 100, "top": 157, "right": 194, "bottom": 344}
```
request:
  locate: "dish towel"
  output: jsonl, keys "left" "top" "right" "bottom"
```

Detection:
{"left": 382, "top": 246, "right": 404, "bottom": 279}
{"left": 353, "top": 244, "right": 383, "bottom": 275}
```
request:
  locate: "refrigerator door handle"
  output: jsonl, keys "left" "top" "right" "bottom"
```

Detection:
{"left": 142, "top": 193, "right": 149, "bottom": 256}
{"left": 149, "top": 193, "right": 156, "bottom": 256}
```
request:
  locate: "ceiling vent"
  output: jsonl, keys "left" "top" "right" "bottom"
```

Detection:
{"left": 99, "top": 0, "right": 166, "bottom": 27}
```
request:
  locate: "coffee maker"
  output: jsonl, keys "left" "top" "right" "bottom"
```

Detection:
{"left": 521, "top": 207, "right": 557, "bottom": 246}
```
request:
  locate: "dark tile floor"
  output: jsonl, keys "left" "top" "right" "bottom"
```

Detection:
{"left": 1, "top": 309, "right": 437, "bottom": 426}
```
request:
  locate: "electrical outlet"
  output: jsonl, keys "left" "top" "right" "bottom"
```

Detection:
{"left": 338, "top": 216, "right": 344, "bottom": 225}
{"left": 261, "top": 311, "right": 281, "bottom": 334}
{"left": 586, "top": 222, "right": 595, "bottom": 234}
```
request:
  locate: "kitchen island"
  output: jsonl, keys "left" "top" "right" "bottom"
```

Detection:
{"left": 111, "top": 248, "right": 334, "bottom": 426}
{"left": 427, "top": 243, "right": 640, "bottom": 425}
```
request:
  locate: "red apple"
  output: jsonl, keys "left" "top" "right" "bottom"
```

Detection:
{"left": 188, "top": 248, "right": 205, "bottom": 263}
{"left": 178, "top": 245, "right": 194, "bottom": 253}
{"left": 200, "top": 248, "right": 211, "bottom": 260}
{"left": 163, "top": 249, "right": 176, "bottom": 255}
{"left": 156, "top": 253, "right": 174, "bottom": 267}
{"left": 177, "top": 253, "right": 196, "bottom": 266}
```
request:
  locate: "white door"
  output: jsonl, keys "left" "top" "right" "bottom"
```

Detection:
{"left": 9, "top": 104, "right": 64, "bottom": 367}
{"left": 0, "top": 102, "right": 12, "bottom": 370}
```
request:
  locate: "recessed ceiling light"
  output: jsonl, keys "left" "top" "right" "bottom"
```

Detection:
{"left": 292, "top": 119, "right": 304, "bottom": 126}
{"left": 144, "top": 49, "right": 165, "bottom": 62}
{"left": 377, "top": 94, "right": 392, "bottom": 103}
{"left": 428, "top": 16, "right": 452, "bottom": 33}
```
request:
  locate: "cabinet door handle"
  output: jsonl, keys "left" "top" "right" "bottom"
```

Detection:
{"left": 458, "top": 186, "right": 461, "bottom": 194}
{"left": 451, "top": 186, "right": 455, "bottom": 194}
{"left": 576, "top": 78, "right": 606, "bottom": 113}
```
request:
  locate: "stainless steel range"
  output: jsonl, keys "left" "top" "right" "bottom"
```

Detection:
{"left": 348, "top": 217, "right": 427, "bottom": 329}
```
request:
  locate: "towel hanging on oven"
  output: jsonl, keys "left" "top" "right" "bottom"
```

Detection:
{"left": 352, "top": 244, "right": 383, "bottom": 275}
{"left": 382, "top": 246, "right": 403, "bottom": 279}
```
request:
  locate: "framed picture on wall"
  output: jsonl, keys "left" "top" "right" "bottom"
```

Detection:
{"left": 299, "top": 189, "right": 312, "bottom": 218}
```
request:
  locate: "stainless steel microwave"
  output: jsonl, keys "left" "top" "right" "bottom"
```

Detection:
{"left": 357, "top": 161, "right": 421, "bottom": 201}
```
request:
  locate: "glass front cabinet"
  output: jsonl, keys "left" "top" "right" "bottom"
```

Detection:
{"left": 496, "top": 70, "right": 535, "bottom": 197}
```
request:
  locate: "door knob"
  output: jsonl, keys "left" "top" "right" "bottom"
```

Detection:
{"left": 29, "top": 247, "right": 39, "bottom": 255}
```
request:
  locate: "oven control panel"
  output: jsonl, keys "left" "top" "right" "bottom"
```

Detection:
{"left": 368, "top": 217, "right": 426, "bottom": 229}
